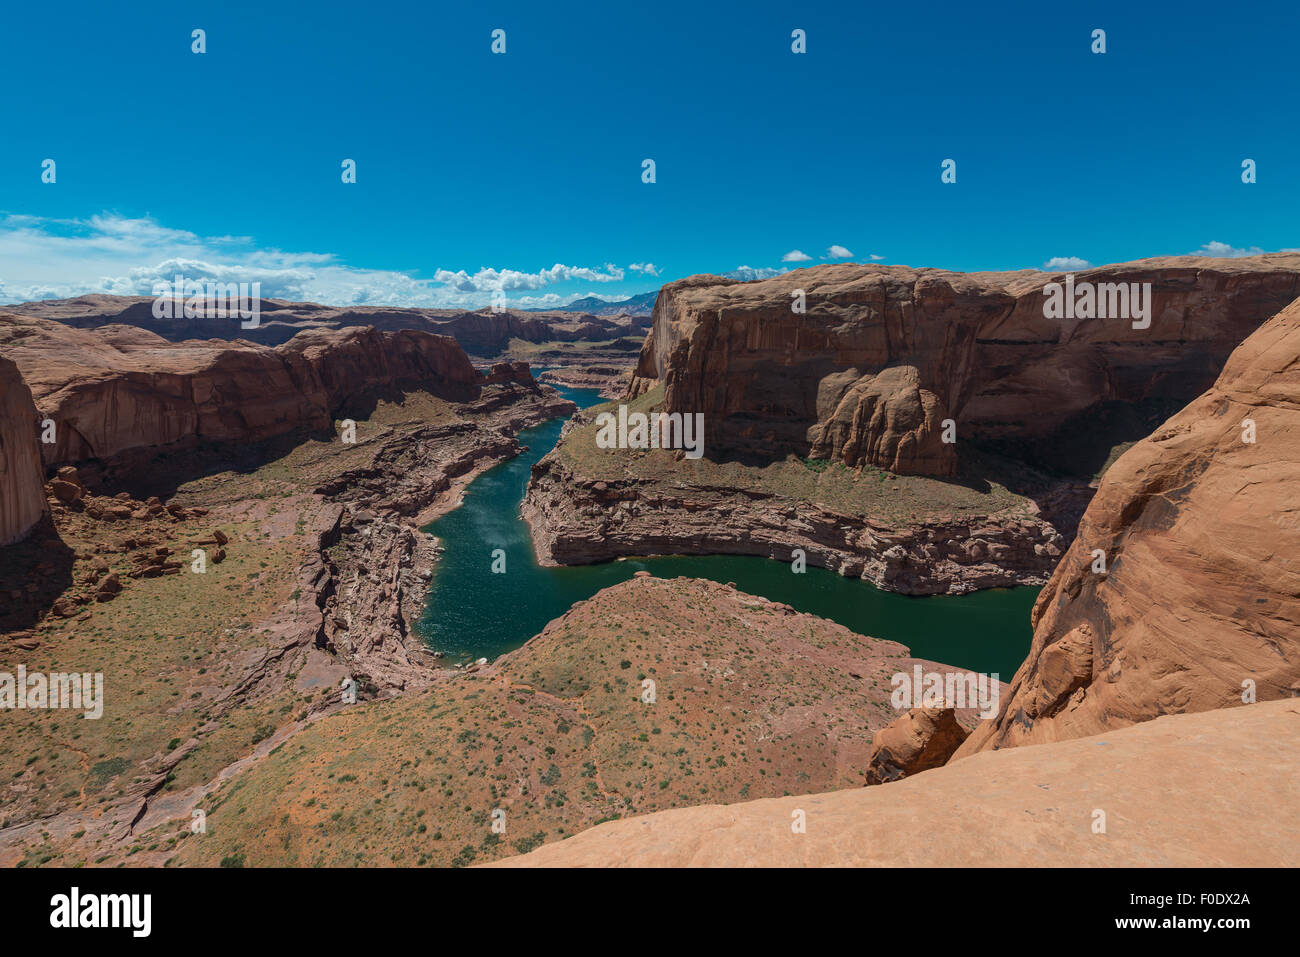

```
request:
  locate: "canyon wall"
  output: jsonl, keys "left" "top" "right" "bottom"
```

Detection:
{"left": 0, "top": 356, "right": 47, "bottom": 545}
{"left": 0, "top": 314, "right": 542, "bottom": 469}
{"left": 955, "top": 295, "right": 1300, "bottom": 755}
{"left": 629, "top": 255, "right": 1300, "bottom": 475}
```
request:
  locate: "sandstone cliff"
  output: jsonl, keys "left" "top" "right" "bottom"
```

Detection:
{"left": 0, "top": 356, "right": 47, "bottom": 545}
{"left": 955, "top": 295, "right": 1300, "bottom": 755}
{"left": 0, "top": 314, "right": 546, "bottom": 470}
{"left": 629, "top": 255, "right": 1300, "bottom": 476}
{"left": 491, "top": 698, "right": 1300, "bottom": 867}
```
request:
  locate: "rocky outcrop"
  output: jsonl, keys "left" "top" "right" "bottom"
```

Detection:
{"left": 491, "top": 698, "right": 1300, "bottom": 867}
{"left": 863, "top": 707, "right": 970, "bottom": 785}
{"left": 809, "top": 365, "right": 954, "bottom": 476}
{"left": 955, "top": 295, "right": 1300, "bottom": 756}
{"left": 0, "top": 315, "right": 552, "bottom": 470}
{"left": 524, "top": 447, "right": 1074, "bottom": 594}
{"left": 538, "top": 364, "right": 635, "bottom": 398}
{"left": 0, "top": 356, "right": 47, "bottom": 545}
{"left": 629, "top": 255, "right": 1300, "bottom": 475}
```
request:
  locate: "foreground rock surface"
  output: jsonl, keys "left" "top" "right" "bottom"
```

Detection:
{"left": 492, "top": 698, "right": 1300, "bottom": 867}
{"left": 957, "top": 295, "right": 1300, "bottom": 755}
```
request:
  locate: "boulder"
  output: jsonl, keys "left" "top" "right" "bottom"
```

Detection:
{"left": 864, "top": 707, "right": 970, "bottom": 785}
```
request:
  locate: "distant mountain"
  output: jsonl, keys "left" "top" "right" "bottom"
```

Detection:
{"left": 1, "top": 294, "right": 650, "bottom": 356}
{"left": 532, "top": 291, "right": 658, "bottom": 316}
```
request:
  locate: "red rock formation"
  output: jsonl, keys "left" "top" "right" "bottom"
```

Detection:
{"left": 0, "top": 356, "right": 47, "bottom": 545}
{"left": 0, "top": 315, "right": 535, "bottom": 468}
{"left": 630, "top": 255, "right": 1300, "bottom": 475}
{"left": 955, "top": 295, "right": 1300, "bottom": 756}
{"left": 863, "top": 707, "right": 970, "bottom": 784}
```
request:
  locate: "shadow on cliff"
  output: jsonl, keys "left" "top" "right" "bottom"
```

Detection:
{"left": 0, "top": 517, "right": 76, "bottom": 634}
{"left": 330, "top": 379, "right": 480, "bottom": 423}
{"left": 972, "top": 397, "right": 1189, "bottom": 481}
{"left": 75, "top": 382, "right": 484, "bottom": 501}
{"left": 80, "top": 429, "right": 337, "bottom": 502}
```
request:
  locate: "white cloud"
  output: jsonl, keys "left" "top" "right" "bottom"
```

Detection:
{"left": 782, "top": 249, "right": 812, "bottom": 262}
{"left": 725, "top": 266, "right": 786, "bottom": 281}
{"left": 868, "top": 253, "right": 885, "bottom": 261}
{"left": 0, "top": 212, "right": 652, "bottom": 309}
{"left": 825, "top": 245, "right": 853, "bottom": 259}
{"left": 1189, "top": 241, "right": 1268, "bottom": 258}
{"left": 629, "top": 262, "right": 660, "bottom": 276}
{"left": 1042, "top": 256, "right": 1092, "bottom": 271}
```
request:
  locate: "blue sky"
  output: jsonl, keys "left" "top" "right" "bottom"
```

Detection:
{"left": 1, "top": 0, "right": 1296, "bottom": 308}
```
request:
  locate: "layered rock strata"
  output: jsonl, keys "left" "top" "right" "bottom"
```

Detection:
{"left": 628, "top": 255, "right": 1300, "bottom": 475}
{"left": 0, "top": 315, "right": 545, "bottom": 470}
{"left": 523, "top": 438, "right": 1076, "bottom": 594}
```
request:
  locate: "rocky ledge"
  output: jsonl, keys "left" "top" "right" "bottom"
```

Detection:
{"left": 524, "top": 446, "right": 1082, "bottom": 594}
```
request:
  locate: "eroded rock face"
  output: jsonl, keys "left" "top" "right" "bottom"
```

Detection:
{"left": 0, "top": 356, "right": 47, "bottom": 545}
{"left": 809, "top": 365, "right": 954, "bottom": 476}
{"left": 955, "top": 295, "right": 1300, "bottom": 756}
{"left": 523, "top": 448, "right": 1071, "bottom": 594}
{"left": 863, "top": 707, "right": 970, "bottom": 785}
{"left": 0, "top": 315, "right": 529, "bottom": 469}
{"left": 629, "top": 255, "right": 1300, "bottom": 475}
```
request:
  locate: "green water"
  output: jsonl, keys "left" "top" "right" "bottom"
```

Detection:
{"left": 417, "top": 382, "right": 1038, "bottom": 678}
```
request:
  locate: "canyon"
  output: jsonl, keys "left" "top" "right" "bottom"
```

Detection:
{"left": 0, "top": 317, "right": 579, "bottom": 860}
{"left": 499, "top": 291, "right": 1300, "bottom": 865}
{"left": 525, "top": 255, "right": 1300, "bottom": 594}
{"left": 2, "top": 262, "right": 1297, "bottom": 870}
{"left": 0, "top": 314, "right": 546, "bottom": 471}
{"left": 5, "top": 294, "right": 650, "bottom": 356}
